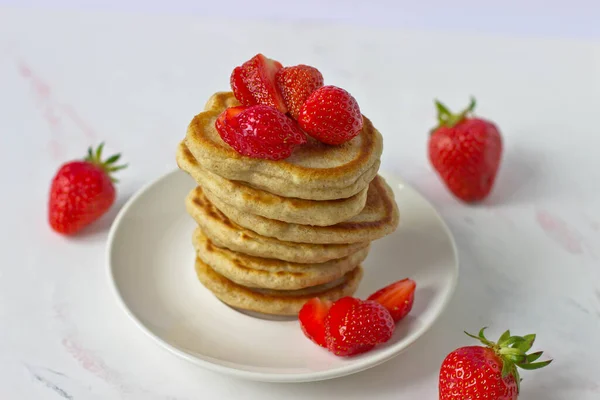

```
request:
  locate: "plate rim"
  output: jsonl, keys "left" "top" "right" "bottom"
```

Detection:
{"left": 106, "top": 168, "right": 459, "bottom": 383}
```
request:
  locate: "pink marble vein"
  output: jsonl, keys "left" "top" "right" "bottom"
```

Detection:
{"left": 61, "top": 104, "right": 97, "bottom": 140}
{"left": 62, "top": 338, "right": 121, "bottom": 386}
{"left": 18, "top": 60, "right": 64, "bottom": 159}
{"left": 536, "top": 210, "right": 583, "bottom": 254}
{"left": 17, "top": 60, "right": 98, "bottom": 159}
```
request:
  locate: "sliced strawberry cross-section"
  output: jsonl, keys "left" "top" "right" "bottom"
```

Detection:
{"left": 229, "top": 54, "right": 287, "bottom": 113}
{"left": 299, "top": 297, "right": 333, "bottom": 348}
{"left": 367, "top": 278, "right": 416, "bottom": 322}
{"left": 276, "top": 65, "right": 324, "bottom": 120}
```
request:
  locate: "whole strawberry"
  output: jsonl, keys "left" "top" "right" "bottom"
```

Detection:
{"left": 48, "top": 143, "right": 126, "bottom": 235}
{"left": 428, "top": 98, "right": 502, "bottom": 202}
{"left": 439, "top": 328, "right": 552, "bottom": 400}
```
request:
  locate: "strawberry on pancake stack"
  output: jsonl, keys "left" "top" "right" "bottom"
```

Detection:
{"left": 177, "top": 54, "right": 399, "bottom": 317}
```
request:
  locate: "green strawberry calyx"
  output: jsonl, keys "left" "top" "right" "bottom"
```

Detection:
{"left": 465, "top": 327, "right": 553, "bottom": 393}
{"left": 84, "top": 142, "right": 127, "bottom": 183}
{"left": 432, "top": 97, "right": 476, "bottom": 131}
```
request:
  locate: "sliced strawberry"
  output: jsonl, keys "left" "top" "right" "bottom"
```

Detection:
{"left": 367, "top": 278, "right": 416, "bottom": 322}
{"left": 276, "top": 65, "right": 324, "bottom": 119}
{"left": 214, "top": 104, "right": 306, "bottom": 160}
{"left": 325, "top": 297, "right": 395, "bottom": 357}
{"left": 215, "top": 105, "right": 245, "bottom": 146}
{"left": 298, "top": 298, "right": 332, "bottom": 347}
{"left": 230, "top": 67, "right": 256, "bottom": 107}
{"left": 229, "top": 54, "right": 287, "bottom": 113}
{"left": 298, "top": 85, "right": 363, "bottom": 145}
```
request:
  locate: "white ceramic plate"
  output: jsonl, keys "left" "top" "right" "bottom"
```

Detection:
{"left": 107, "top": 169, "right": 458, "bottom": 382}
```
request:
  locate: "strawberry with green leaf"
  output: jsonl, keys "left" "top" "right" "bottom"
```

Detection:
{"left": 439, "top": 327, "right": 552, "bottom": 399}
{"left": 48, "top": 143, "right": 126, "bottom": 235}
{"left": 428, "top": 98, "right": 503, "bottom": 202}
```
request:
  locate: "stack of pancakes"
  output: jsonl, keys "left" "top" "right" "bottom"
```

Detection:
{"left": 177, "top": 92, "right": 399, "bottom": 316}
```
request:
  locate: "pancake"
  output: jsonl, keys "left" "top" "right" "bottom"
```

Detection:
{"left": 176, "top": 142, "right": 368, "bottom": 226}
{"left": 184, "top": 91, "right": 383, "bottom": 201}
{"left": 185, "top": 186, "right": 369, "bottom": 263}
{"left": 203, "top": 175, "right": 399, "bottom": 244}
{"left": 192, "top": 227, "right": 370, "bottom": 290}
{"left": 195, "top": 257, "right": 363, "bottom": 316}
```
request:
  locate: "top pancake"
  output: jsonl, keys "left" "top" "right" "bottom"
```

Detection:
{"left": 176, "top": 142, "right": 368, "bottom": 226}
{"left": 184, "top": 92, "right": 383, "bottom": 200}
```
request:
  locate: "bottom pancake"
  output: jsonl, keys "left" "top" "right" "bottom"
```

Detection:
{"left": 194, "top": 258, "right": 364, "bottom": 316}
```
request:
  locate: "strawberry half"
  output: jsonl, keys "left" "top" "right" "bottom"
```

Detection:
{"left": 215, "top": 105, "right": 245, "bottom": 146}
{"left": 229, "top": 54, "right": 287, "bottom": 113}
{"left": 325, "top": 297, "right": 395, "bottom": 357}
{"left": 276, "top": 65, "right": 324, "bottom": 120}
{"left": 298, "top": 85, "right": 363, "bottom": 145}
{"left": 215, "top": 104, "right": 306, "bottom": 160}
{"left": 367, "top": 278, "right": 416, "bottom": 322}
{"left": 230, "top": 67, "right": 255, "bottom": 107}
{"left": 298, "top": 298, "right": 332, "bottom": 347}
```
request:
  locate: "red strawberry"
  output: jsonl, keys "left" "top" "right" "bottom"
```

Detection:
{"left": 48, "top": 143, "right": 126, "bottom": 235}
{"left": 298, "top": 298, "right": 332, "bottom": 347}
{"left": 276, "top": 65, "right": 324, "bottom": 119}
{"left": 215, "top": 105, "right": 245, "bottom": 146}
{"left": 367, "top": 278, "right": 416, "bottom": 322}
{"left": 325, "top": 297, "right": 395, "bottom": 357}
{"left": 428, "top": 98, "right": 503, "bottom": 202}
{"left": 229, "top": 54, "right": 287, "bottom": 113}
{"left": 230, "top": 67, "right": 255, "bottom": 106}
{"left": 215, "top": 104, "right": 306, "bottom": 160}
{"left": 439, "top": 328, "right": 552, "bottom": 400}
{"left": 298, "top": 86, "right": 363, "bottom": 145}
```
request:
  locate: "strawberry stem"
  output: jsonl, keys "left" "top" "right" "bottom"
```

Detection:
{"left": 84, "top": 142, "right": 127, "bottom": 183}
{"left": 464, "top": 327, "right": 552, "bottom": 394}
{"left": 433, "top": 97, "right": 477, "bottom": 131}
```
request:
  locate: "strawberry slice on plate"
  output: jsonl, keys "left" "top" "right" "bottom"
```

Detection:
{"left": 367, "top": 278, "right": 416, "bottom": 322}
{"left": 298, "top": 298, "right": 332, "bottom": 347}
{"left": 325, "top": 297, "right": 395, "bottom": 357}
{"left": 230, "top": 54, "right": 287, "bottom": 113}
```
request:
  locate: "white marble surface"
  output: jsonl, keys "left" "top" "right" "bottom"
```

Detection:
{"left": 1, "top": 7, "right": 600, "bottom": 400}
